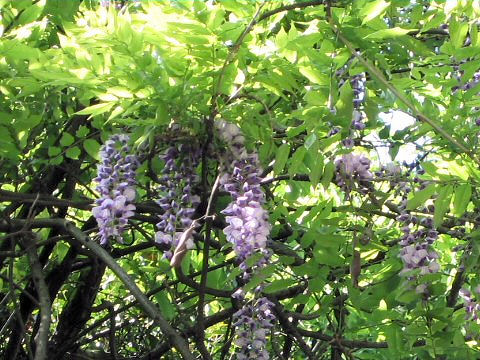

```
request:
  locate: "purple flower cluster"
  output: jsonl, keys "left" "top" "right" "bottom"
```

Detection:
{"left": 216, "top": 121, "right": 270, "bottom": 265}
{"left": 233, "top": 297, "right": 275, "bottom": 360}
{"left": 460, "top": 287, "right": 480, "bottom": 321}
{"left": 335, "top": 153, "right": 373, "bottom": 191}
{"left": 92, "top": 134, "right": 139, "bottom": 245}
{"left": 217, "top": 120, "right": 275, "bottom": 358}
{"left": 155, "top": 145, "right": 200, "bottom": 260}
{"left": 351, "top": 73, "right": 366, "bottom": 109}
{"left": 221, "top": 155, "right": 271, "bottom": 264}
{"left": 397, "top": 213, "right": 440, "bottom": 293}
{"left": 352, "top": 110, "right": 366, "bottom": 131}
{"left": 216, "top": 120, "right": 248, "bottom": 163}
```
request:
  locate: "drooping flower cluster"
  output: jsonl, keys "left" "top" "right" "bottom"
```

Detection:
{"left": 233, "top": 297, "right": 276, "bottom": 360}
{"left": 217, "top": 120, "right": 275, "bottom": 360}
{"left": 396, "top": 210, "right": 440, "bottom": 294}
{"left": 154, "top": 144, "right": 200, "bottom": 260}
{"left": 221, "top": 155, "right": 271, "bottom": 265}
{"left": 352, "top": 73, "right": 366, "bottom": 109}
{"left": 460, "top": 287, "right": 480, "bottom": 321}
{"left": 335, "top": 153, "right": 373, "bottom": 192}
{"left": 216, "top": 121, "right": 248, "bottom": 162}
{"left": 92, "top": 134, "right": 139, "bottom": 245}
{"left": 351, "top": 73, "right": 367, "bottom": 130}
{"left": 217, "top": 121, "right": 271, "bottom": 266}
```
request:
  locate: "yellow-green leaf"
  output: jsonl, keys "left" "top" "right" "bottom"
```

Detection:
{"left": 75, "top": 103, "right": 114, "bottom": 117}
{"left": 360, "top": 0, "right": 390, "bottom": 25}
{"left": 273, "top": 143, "right": 290, "bottom": 175}
{"left": 453, "top": 183, "right": 471, "bottom": 217}
{"left": 406, "top": 184, "right": 436, "bottom": 211}
{"left": 434, "top": 185, "right": 453, "bottom": 228}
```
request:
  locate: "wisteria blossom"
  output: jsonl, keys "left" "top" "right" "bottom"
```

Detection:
{"left": 396, "top": 212, "right": 440, "bottom": 294}
{"left": 221, "top": 154, "right": 271, "bottom": 263}
{"left": 217, "top": 120, "right": 275, "bottom": 359}
{"left": 335, "top": 153, "right": 373, "bottom": 191}
{"left": 233, "top": 297, "right": 276, "bottom": 360}
{"left": 217, "top": 121, "right": 271, "bottom": 264}
{"left": 155, "top": 144, "right": 200, "bottom": 260}
{"left": 216, "top": 120, "right": 248, "bottom": 162}
{"left": 460, "top": 287, "right": 480, "bottom": 321}
{"left": 92, "top": 134, "right": 139, "bottom": 245}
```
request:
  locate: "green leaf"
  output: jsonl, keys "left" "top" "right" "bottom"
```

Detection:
{"left": 313, "top": 246, "right": 344, "bottom": 266}
{"left": 154, "top": 292, "right": 176, "bottom": 321}
{"left": 309, "top": 155, "right": 323, "bottom": 187}
{"left": 108, "top": 87, "right": 133, "bottom": 98}
{"left": 304, "top": 133, "right": 317, "bottom": 150}
{"left": 60, "top": 132, "right": 75, "bottom": 147}
{"left": 273, "top": 143, "right": 290, "bottom": 175}
{"left": 450, "top": 18, "right": 469, "bottom": 49}
{"left": 365, "top": 27, "right": 413, "bottom": 39}
{"left": 75, "top": 103, "right": 114, "bottom": 117}
{"left": 288, "top": 147, "right": 306, "bottom": 176}
{"left": 385, "top": 324, "right": 403, "bottom": 356}
{"left": 18, "top": 0, "right": 45, "bottom": 25}
{"left": 65, "top": 146, "right": 81, "bottom": 159}
{"left": 421, "top": 162, "right": 437, "bottom": 177}
{"left": 335, "top": 82, "right": 353, "bottom": 127}
{"left": 433, "top": 185, "right": 453, "bottom": 228}
{"left": 263, "top": 278, "right": 297, "bottom": 294}
{"left": 56, "top": 241, "right": 69, "bottom": 262}
{"left": 48, "top": 146, "right": 61, "bottom": 157}
{"left": 83, "top": 139, "right": 101, "bottom": 160}
{"left": 360, "top": 0, "right": 390, "bottom": 25}
{"left": 108, "top": 105, "right": 124, "bottom": 121}
{"left": 2, "top": 40, "right": 39, "bottom": 61}
{"left": 299, "top": 66, "right": 328, "bottom": 85}
{"left": 321, "top": 162, "right": 335, "bottom": 189}
{"left": 219, "top": 62, "right": 237, "bottom": 95}
{"left": 453, "top": 183, "right": 471, "bottom": 217}
{"left": 406, "top": 184, "right": 436, "bottom": 211}
{"left": 75, "top": 126, "right": 90, "bottom": 138}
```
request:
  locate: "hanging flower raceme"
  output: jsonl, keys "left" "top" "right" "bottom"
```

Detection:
{"left": 217, "top": 120, "right": 275, "bottom": 359}
{"left": 221, "top": 154, "right": 271, "bottom": 264}
{"left": 154, "top": 144, "right": 200, "bottom": 260}
{"left": 92, "top": 134, "right": 139, "bottom": 245}
{"left": 396, "top": 209, "right": 440, "bottom": 295}
{"left": 216, "top": 121, "right": 271, "bottom": 266}
{"left": 351, "top": 73, "right": 366, "bottom": 109}
{"left": 460, "top": 287, "right": 480, "bottom": 321}
{"left": 335, "top": 153, "right": 373, "bottom": 191}
{"left": 233, "top": 297, "right": 276, "bottom": 360}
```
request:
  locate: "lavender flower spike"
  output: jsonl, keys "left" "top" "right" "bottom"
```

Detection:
{"left": 221, "top": 154, "right": 271, "bottom": 262}
{"left": 92, "top": 134, "right": 139, "bottom": 245}
{"left": 233, "top": 297, "right": 276, "bottom": 360}
{"left": 154, "top": 144, "right": 201, "bottom": 260}
{"left": 335, "top": 153, "right": 372, "bottom": 191}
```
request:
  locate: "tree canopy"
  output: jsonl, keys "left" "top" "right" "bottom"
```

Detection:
{"left": 1, "top": 0, "right": 480, "bottom": 359}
